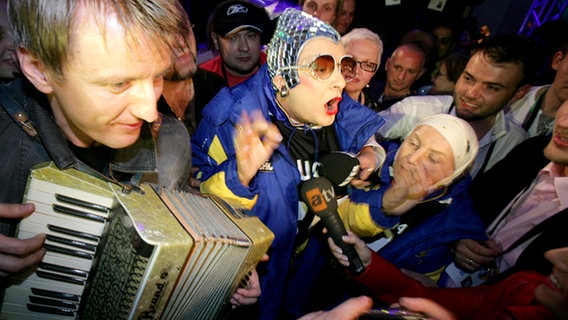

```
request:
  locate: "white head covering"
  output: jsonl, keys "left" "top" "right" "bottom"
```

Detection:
{"left": 406, "top": 114, "right": 479, "bottom": 187}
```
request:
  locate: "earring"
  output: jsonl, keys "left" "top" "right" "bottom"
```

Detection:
{"left": 279, "top": 82, "right": 289, "bottom": 98}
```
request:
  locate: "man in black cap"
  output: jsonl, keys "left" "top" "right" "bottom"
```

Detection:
{"left": 200, "top": 0, "right": 272, "bottom": 87}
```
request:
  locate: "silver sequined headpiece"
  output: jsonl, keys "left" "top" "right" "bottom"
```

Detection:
{"left": 267, "top": 8, "right": 340, "bottom": 89}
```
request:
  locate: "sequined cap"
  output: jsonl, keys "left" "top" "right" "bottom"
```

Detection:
{"left": 267, "top": 8, "right": 340, "bottom": 89}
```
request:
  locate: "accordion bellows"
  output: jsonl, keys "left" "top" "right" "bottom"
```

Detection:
{"left": 1, "top": 162, "right": 274, "bottom": 319}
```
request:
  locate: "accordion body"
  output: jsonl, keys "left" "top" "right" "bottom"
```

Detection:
{"left": 1, "top": 162, "right": 274, "bottom": 319}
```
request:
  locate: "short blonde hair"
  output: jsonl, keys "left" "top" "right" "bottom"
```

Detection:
{"left": 9, "top": 0, "right": 189, "bottom": 81}
{"left": 341, "top": 28, "right": 383, "bottom": 65}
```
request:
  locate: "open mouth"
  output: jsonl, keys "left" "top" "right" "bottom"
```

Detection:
{"left": 547, "top": 274, "right": 562, "bottom": 292}
{"left": 325, "top": 97, "right": 342, "bottom": 115}
{"left": 554, "top": 133, "right": 568, "bottom": 148}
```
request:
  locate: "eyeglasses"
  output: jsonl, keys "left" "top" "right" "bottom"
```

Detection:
{"left": 354, "top": 59, "right": 378, "bottom": 73}
{"left": 279, "top": 54, "right": 357, "bottom": 82}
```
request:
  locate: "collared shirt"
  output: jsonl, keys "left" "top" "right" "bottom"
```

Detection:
{"left": 377, "top": 95, "right": 528, "bottom": 177}
{"left": 490, "top": 162, "right": 568, "bottom": 272}
{"left": 506, "top": 85, "right": 554, "bottom": 137}
{"left": 199, "top": 51, "right": 267, "bottom": 87}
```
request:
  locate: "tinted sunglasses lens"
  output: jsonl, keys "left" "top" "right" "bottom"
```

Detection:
{"left": 310, "top": 55, "right": 336, "bottom": 80}
{"left": 341, "top": 56, "right": 356, "bottom": 81}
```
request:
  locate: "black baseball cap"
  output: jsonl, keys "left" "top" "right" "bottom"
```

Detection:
{"left": 212, "top": 1, "right": 271, "bottom": 39}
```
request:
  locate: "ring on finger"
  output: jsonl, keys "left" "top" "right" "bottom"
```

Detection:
{"left": 468, "top": 259, "right": 474, "bottom": 267}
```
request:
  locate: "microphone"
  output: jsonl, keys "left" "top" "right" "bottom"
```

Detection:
{"left": 300, "top": 176, "right": 364, "bottom": 275}
{"left": 319, "top": 152, "right": 360, "bottom": 187}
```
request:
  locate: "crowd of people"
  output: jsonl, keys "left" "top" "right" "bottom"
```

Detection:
{"left": 0, "top": 0, "right": 567, "bottom": 319}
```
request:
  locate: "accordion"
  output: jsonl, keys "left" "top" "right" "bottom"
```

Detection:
{"left": 1, "top": 162, "right": 274, "bottom": 319}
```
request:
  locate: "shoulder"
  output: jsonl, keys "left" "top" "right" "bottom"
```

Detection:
{"left": 201, "top": 71, "right": 271, "bottom": 127}
{"left": 199, "top": 55, "right": 222, "bottom": 71}
{"left": 494, "top": 111, "right": 527, "bottom": 141}
{"left": 507, "top": 85, "right": 549, "bottom": 115}
{"left": 382, "top": 95, "right": 453, "bottom": 117}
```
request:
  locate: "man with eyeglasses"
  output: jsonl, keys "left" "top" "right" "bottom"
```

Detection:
{"left": 192, "top": 8, "right": 386, "bottom": 319}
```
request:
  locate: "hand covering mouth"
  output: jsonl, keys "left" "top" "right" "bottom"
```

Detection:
{"left": 326, "top": 97, "right": 342, "bottom": 115}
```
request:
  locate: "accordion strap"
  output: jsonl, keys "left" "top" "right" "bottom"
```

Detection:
{"left": 0, "top": 83, "right": 41, "bottom": 142}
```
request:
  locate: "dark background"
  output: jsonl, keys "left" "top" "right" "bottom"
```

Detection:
{"left": 181, "top": 0, "right": 568, "bottom": 58}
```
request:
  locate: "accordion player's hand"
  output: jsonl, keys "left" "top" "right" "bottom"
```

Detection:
{"left": 0, "top": 203, "right": 46, "bottom": 284}
{"left": 230, "top": 268, "right": 261, "bottom": 309}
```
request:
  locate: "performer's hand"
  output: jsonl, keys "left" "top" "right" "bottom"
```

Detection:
{"left": 454, "top": 238, "right": 501, "bottom": 272}
{"left": 230, "top": 269, "right": 261, "bottom": 308}
{"left": 230, "top": 254, "right": 268, "bottom": 308}
{"left": 395, "top": 297, "right": 456, "bottom": 320}
{"left": 298, "top": 296, "right": 373, "bottom": 320}
{"left": 0, "top": 203, "right": 45, "bottom": 284}
{"left": 351, "top": 146, "right": 377, "bottom": 189}
{"left": 189, "top": 166, "right": 201, "bottom": 189}
{"left": 234, "top": 111, "right": 282, "bottom": 187}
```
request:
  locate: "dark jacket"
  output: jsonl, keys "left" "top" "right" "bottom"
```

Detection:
{"left": 469, "top": 135, "right": 568, "bottom": 277}
{"left": 0, "top": 78, "right": 191, "bottom": 235}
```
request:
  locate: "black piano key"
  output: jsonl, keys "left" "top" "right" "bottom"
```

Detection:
{"left": 46, "top": 234, "right": 96, "bottom": 252}
{"left": 36, "top": 270, "right": 86, "bottom": 286}
{"left": 55, "top": 193, "right": 110, "bottom": 213}
{"left": 44, "top": 243, "right": 94, "bottom": 260}
{"left": 31, "top": 287, "right": 81, "bottom": 302}
{"left": 48, "top": 224, "right": 100, "bottom": 242}
{"left": 27, "top": 303, "right": 76, "bottom": 317}
{"left": 39, "top": 262, "right": 88, "bottom": 278}
{"left": 53, "top": 204, "right": 106, "bottom": 222}
{"left": 29, "top": 296, "right": 79, "bottom": 310}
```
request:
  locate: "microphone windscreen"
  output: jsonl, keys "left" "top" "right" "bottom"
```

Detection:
{"left": 300, "top": 176, "right": 337, "bottom": 214}
{"left": 320, "top": 152, "right": 360, "bottom": 187}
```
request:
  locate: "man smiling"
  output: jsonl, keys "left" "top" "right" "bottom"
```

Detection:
{"left": 378, "top": 34, "right": 535, "bottom": 178}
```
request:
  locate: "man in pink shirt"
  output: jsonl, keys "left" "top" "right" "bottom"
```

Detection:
{"left": 200, "top": 0, "right": 271, "bottom": 87}
{"left": 446, "top": 99, "right": 568, "bottom": 288}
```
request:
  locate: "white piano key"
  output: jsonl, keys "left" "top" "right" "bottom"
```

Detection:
{"left": 18, "top": 203, "right": 105, "bottom": 237}
{"left": 26, "top": 178, "right": 116, "bottom": 211}
{"left": 6, "top": 272, "right": 85, "bottom": 296}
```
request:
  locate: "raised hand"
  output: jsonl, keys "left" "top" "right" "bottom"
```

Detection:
{"left": 234, "top": 110, "right": 282, "bottom": 187}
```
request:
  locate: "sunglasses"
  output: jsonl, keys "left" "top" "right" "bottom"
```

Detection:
{"left": 280, "top": 54, "right": 357, "bottom": 82}
{"left": 354, "top": 59, "right": 378, "bottom": 73}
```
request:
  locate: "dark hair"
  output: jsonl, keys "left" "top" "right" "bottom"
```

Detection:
{"left": 529, "top": 19, "right": 568, "bottom": 85}
{"left": 442, "top": 51, "right": 468, "bottom": 83}
{"left": 471, "top": 33, "right": 536, "bottom": 87}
